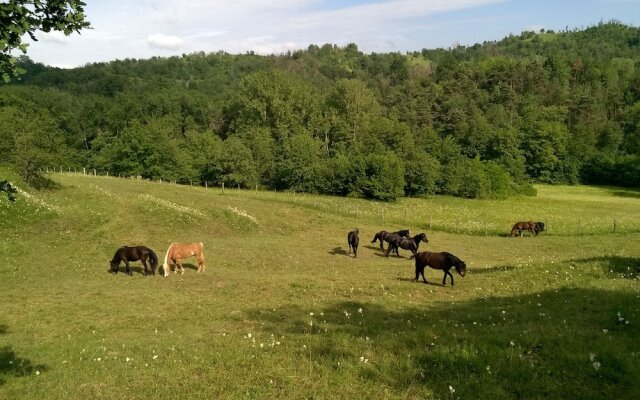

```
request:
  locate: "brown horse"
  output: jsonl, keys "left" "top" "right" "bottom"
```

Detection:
{"left": 511, "top": 221, "right": 545, "bottom": 237}
{"left": 347, "top": 228, "right": 360, "bottom": 258}
{"left": 110, "top": 245, "right": 158, "bottom": 276}
{"left": 412, "top": 251, "right": 467, "bottom": 286}
{"left": 162, "top": 242, "right": 205, "bottom": 277}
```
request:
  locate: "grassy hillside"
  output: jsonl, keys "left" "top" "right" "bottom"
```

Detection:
{"left": 0, "top": 172, "right": 639, "bottom": 399}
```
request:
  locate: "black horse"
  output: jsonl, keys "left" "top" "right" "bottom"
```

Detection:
{"left": 511, "top": 221, "right": 545, "bottom": 237}
{"left": 371, "top": 229, "right": 410, "bottom": 250}
{"left": 386, "top": 233, "right": 428, "bottom": 257}
{"left": 347, "top": 228, "right": 360, "bottom": 258}
{"left": 412, "top": 251, "right": 467, "bottom": 286}
{"left": 110, "top": 245, "right": 158, "bottom": 276}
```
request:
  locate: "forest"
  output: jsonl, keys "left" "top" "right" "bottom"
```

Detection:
{"left": 1, "top": 21, "right": 639, "bottom": 200}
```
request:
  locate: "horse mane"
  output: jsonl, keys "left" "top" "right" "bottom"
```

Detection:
{"left": 443, "top": 252, "right": 460, "bottom": 266}
{"left": 163, "top": 243, "right": 175, "bottom": 269}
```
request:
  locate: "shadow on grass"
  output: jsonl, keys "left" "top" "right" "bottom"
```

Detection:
{"left": 572, "top": 256, "right": 640, "bottom": 279}
{"left": 328, "top": 247, "right": 348, "bottom": 256}
{"left": 107, "top": 265, "right": 157, "bottom": 275}
{"left": 607, "top": 189, "right": 640, "bottom": 199}
{"left": 0, "top": 325, "right": 48, "bottom": 385}
{"left": 471, "top": 265, "right": 518, "bottom": 274}
{"left": 247, "top": 288, "right": 640, "bottom": 399}
{"left": 364, "top": 245, "right": 384, "bottom": 251}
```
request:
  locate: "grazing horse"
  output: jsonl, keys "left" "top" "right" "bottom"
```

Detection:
{"left": 412, "top": 251, "right": 467, "bottom": 286}
{"left": 162, "top": 242, "right": 205, "bottom": 277}
{"left": 110, "top": 246, "right": 158, "bottom": 276}
{"left": 386, "top": 233, "right": 428, "bottom": 257}
{"left": 347, "top": 228, "right": 360, "bottom": 258}
{"left": 511, "top": 221, "right": 545, "bottom": 237}
{"left": 371, "top": 229, "right": 410, "bottom": 250}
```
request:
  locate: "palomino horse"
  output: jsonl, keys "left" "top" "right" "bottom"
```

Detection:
{"left": 385, "top": 233, "right": 428, "bottom": 257}
{"left": 411, "top": 251, "right": 467, "bottom": 286}
{"left": 510, "top": 221, "right": 545, "bottom": 237}
{"left": 162, "top": 242, "right": 205, "bottom": 277}
{"left": 371, "top": 229, "right": 410, "bottom": 250}
{"left": 110, "top": 245, "right": 158, "bottom": 276}
{"left": 347, "top": 228, "right": 360, "bottom": 258}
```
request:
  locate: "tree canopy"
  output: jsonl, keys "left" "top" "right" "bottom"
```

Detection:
{"left": 2, "top": 21, "right": 639, "bottom": 200}
{"left": 0, "top": 0, "right": 90, "bottom": 81}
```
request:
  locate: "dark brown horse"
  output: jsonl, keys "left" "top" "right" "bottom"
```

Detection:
{"left": 110, "top": 246, "right": 159, "bottom": 276}
{"left": 412, "top": 251, "right": 467, "bottom": 286}
{"left": 386, "top": 233, "right": 428, "bottom": 257}
{"left": 511, "top": 221, "right": 545, "bottom": 237}
{"left": 371, "top": 229, "right": 410, "bottom": 250}
{"left": 347, "top": 228, "right": 359, "bottom": 258}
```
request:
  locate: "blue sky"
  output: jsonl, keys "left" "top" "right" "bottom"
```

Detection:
{"left": 26, "top": 0, "right": 640, "bottom": 68}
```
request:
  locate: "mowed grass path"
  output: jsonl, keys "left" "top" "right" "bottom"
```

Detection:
{"left": 0, "top": 172, "right": 639, "bottom": 399}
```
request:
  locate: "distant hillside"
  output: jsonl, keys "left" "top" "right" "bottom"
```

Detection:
{"left": 1, "top": 21, "right": 639, "bottom": 199}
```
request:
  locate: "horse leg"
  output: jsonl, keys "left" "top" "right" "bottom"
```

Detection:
{"left": 449, "top": 271, "right": 455, "bottom": 286}
{"left": 176, "top": 259, "right": 184, "bottom": 274}
{"left": 421, "top": 267, "right": 428, "bottom": 284}
{"left": 354, "top": 245, "right": 358, "bottom": 258}
{"left": 348, "top": 242, "right": 352, "bottom": 255}
{"left": 125, "top": 260, "right": 132, "bottom": 276}
{"left": 197, "top": 253, "right": 205, "bottom": 272}
{"left": 140, "top": 255, "right": 149, "bottom": 275}
{"left": 442, "top": 270, "right": 448, "bottom": 285}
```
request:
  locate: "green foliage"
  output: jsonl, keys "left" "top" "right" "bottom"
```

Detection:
{"left": 352, "top": 152, "right": 405, "bottom": 201}
{"left": 0, "top": 0, "right": 90, "bottom": 81}
{"left": 0, "top": 180, "right": 17, "bottom": 201}
{"left": 0, "top": 104, "right": 68, "bottom": 184}
{"left": 403, "top": 150, "right": 441, "bottom": 196}
{"left": 2, "top": 22, "right": 640, "bottom": 198}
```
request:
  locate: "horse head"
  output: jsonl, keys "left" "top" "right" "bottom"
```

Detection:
{"left": 446, "top": 254, "right": 466, "bottom": 277}
{"left": 536, "top": 222, "right": 545, "bottom": 232}
{"left": 417, "top": 233, "right": 428, "bottom": 244}
{"left": 455, "top": 260, "right": 467, "bottom": 277}
{"left": 399, "top": 229, "right": 410, "bottom": 237}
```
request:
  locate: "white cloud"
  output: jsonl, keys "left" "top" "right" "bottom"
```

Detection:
{"left": 37, "top": 31, "right": 69, "bottom": 44}
{"left": 147, "top": 33, "right": 184, "bottom": 50}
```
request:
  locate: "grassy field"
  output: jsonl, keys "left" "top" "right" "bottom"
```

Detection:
{"left": 1, "top": 170, "right": 639, "bottom": 399}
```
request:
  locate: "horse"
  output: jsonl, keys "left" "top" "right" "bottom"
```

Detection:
{"left": 110, "top": 245, "right": 158, "bottom": 276}
{"left": 412, "top": 251, "right": 467, "bottom": 286}
{"left": 385, "top": 233, "right": 428, "bottom": 257}
{"left": 162, "top": 242, "right": 206, "bottom": 277}
{"left": 371, "top": 229, "right": 410, "bottom": 250}
{"left": 347, "top": 228, "right": 360, "bottom": 258}
{"left": 510, "top": 221, "right": 545, "bottom": 237}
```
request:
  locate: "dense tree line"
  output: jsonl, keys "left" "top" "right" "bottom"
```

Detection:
{"left": 1, "top": 22, "right": 639, "bottom": 199}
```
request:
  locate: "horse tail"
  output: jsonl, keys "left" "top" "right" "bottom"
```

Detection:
{"left": 162, "top": 243, "right": 174, "bottom": 277}
{"left": 371, "top": 232, "right": 379, "bottom": 244}
{"left": 148, "top": 248, "right": 159, "bottom": 273}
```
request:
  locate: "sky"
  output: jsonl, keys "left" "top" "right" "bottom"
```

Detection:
{"left": 24, "top": 0, "right": 640, "bottom": 68}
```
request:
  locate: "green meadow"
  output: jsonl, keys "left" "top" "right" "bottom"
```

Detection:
{"left": 1, "top": 170, "right": 639, "bottom": 399}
